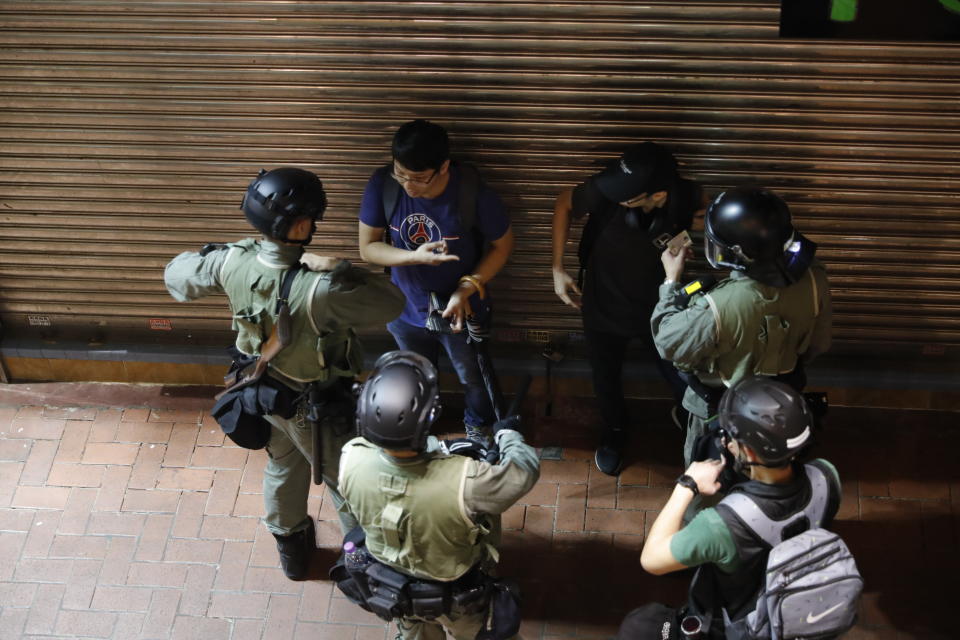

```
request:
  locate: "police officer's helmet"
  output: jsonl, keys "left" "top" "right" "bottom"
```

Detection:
{"left": 704, "top": 187, "right": 794, "bottom": 271}
{"left": 357, "top": 350, "right": 441, "bottom": 452}
{"left": 718, "top": 377, "right": 814, "bottom": 467}
{"left": 240, "top": 167, "right": 327, "bottom": 245}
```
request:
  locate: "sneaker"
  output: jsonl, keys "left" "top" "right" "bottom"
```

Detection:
{"left": 670, "top": 405, "right": 689, "bottom": 431}
{"left": 594, "top": 430, "right": 625, "bottom": 476}
{"left": 273, "top": 517, "right": 315, "bottom": 581}
{"left": 464, "top": 424, "right": 493, "bottom": 449}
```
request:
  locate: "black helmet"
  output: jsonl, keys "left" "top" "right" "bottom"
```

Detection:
{"left": 704, "top": 187, "right": 819, "bottom": 286}
{"left": 357, "top": 350, "right": 441, "bottom": 452}
{"left": 718, "top": 377, "right": 814, "bottom": 466}
{"left": 240, "top": 167, "right": 327, "bottom": 244}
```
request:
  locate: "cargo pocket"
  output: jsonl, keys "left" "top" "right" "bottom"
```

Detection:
{"left": 232, "top": 305, "right": 268, "bottom": 355}
{"left": 756, "top": 315, "right": 789, "bottom": 376}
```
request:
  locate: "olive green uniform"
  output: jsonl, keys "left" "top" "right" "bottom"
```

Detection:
{"left": 165, "top": 238, "right": 405, "bottom": 536}
{"left": 651, "top": 264, "right": 832, "bottom": 465}
{"left": 339, "top": 429, "right": 540, "bottom": 640}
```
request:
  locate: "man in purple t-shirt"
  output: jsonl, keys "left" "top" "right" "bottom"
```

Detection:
{"left": 358, "top": 119, "right": 514, "bottom": 443}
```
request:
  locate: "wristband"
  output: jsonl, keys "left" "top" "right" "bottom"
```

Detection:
{"left": 458, "top": 274, "right": 486, "bottom": 299}
{"left": 676, "top": 474, "right": 699, "bottom": 496}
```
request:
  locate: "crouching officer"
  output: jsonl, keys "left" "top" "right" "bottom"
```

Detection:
{"left": 336, "top": 350, "right": 540, "bottom": 640}
{"left": 623, "top": 377, "right": 844, "bottom": 639}
{"left": 164, "top": 167, "right": 405, "bottom": 581}
{"left": 651, "top": 187, "right": 833, "bottom": 467}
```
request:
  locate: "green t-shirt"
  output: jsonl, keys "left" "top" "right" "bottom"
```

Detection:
{"left": 669, "top": 459, "right": 841, "bottom": 574}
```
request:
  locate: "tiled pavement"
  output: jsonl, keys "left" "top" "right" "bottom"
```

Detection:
{"left": 0, "top": 383, "right": 957, "bottom": 639}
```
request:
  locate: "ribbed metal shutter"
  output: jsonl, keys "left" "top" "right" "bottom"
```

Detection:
{"left": 1, "top": 1, "right": 958, "bottom": 365}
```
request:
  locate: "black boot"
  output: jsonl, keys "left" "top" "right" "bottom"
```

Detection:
{"left": 594, "top": 428, "right": 626, "bottom": 476}
{"left": 273, "top": 517, "right": 315, "bottom": 581}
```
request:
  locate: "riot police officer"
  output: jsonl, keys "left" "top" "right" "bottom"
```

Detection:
{"left": 651, "top": 187, "right": 833, "bottom": 466}
{"left": 337, "top": 350, "right": 539, "bottom": 639}
{"left": 164, "top": 167, "right": 405, "bottom": 580}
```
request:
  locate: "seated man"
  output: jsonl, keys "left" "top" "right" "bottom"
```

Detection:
{"left": 630, "top": 377, "right": 842, "bottom": 639}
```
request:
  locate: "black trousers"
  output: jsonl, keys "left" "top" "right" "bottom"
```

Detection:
{"left": 583, "top": 323, "right": 687, "bottom": 434}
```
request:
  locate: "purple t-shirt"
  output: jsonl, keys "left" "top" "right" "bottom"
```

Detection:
{"left": 358, "top": 165, "right": 510, "bottom": 327}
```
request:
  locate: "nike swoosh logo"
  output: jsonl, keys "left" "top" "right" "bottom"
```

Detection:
{"left": 807, "top": 602, "right": 844, "bottom": 624}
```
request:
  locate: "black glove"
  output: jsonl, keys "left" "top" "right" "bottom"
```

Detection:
{"left": 492, "top": 415, "right": 521, "bottom": 436}
{"left": 329, "top": 260, "right": 367, "bottom": 292}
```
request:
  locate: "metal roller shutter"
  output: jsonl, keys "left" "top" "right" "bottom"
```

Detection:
{"left": 0, "top": 1, "right": 958, "bottom": 368}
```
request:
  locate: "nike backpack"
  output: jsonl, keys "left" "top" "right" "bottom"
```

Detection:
{"left": 721, "top": 512, "right": 863, "bottom": 639}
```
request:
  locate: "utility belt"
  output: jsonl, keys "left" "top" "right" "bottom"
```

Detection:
{"left": 679, "top": 361, "right": 812, "bottom": 416}
{"left": 330, "top": 530, "right": 491, "bottom": 622}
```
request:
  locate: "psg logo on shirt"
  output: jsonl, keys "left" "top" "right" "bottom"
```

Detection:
{"left": 398, "top": 213, "right": 442, "bottom": 250}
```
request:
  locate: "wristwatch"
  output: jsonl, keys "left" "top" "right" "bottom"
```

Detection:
{"left": 676, "top": 474, "right": 700, "bottom": 496}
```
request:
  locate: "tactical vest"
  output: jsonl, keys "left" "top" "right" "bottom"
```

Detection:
{"left": 694, "top": 265, "right": 825, "bottom": 387}
{"left": 338, "top": 438, "right": 490, "bottom": 582}
{"left": 219, "top": 239, "right": 362, "bottom": 385}
{"left": 689, "top": 461, "right": 840, "bottom": 626}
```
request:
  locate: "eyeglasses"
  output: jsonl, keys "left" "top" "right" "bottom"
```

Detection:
{"left": 391, "top": 168, "right": 437, "bottom": 186}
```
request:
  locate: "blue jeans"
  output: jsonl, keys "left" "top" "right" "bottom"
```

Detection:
{"left": 387, "top": 318, "right": 497, "bottom": 429}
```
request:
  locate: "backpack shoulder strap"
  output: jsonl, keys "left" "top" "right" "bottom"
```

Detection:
{"left": 455, "top": 161, "right": 480, "bottom": 234}
{"left": 378, "top": 164, "right": 400, "bottom": 234}
{"left": 720, "top": 465, "right": 831, "bottom": 549}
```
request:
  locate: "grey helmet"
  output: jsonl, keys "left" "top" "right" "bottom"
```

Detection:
{"left": 718, "top": 377, "right": 815, "bottom": 466}
{"left": 240, "top": 167, "right": 327, "bottom": 245}
{"left": 357, "top": 350, "right": 441, "bottom": 452}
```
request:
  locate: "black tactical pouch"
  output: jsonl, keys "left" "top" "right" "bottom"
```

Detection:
{"left": 408, "top": 582, "right": 448, "bottom": 620}
{"left": 365, "top": 563, "right": 412, "bottom": 621}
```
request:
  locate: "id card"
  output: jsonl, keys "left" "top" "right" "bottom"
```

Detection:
{"left": 666, "top": 230, "right": 692, "bottom": 255}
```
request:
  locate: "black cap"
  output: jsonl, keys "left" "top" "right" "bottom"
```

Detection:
{"left": 594, "top": 142, "right": 679, "bottom": 203}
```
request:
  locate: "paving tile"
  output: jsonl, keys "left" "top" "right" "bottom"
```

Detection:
{"left": 264, "top": 593, "right": 301, "bottom": 639}
{"left": 555, "top": 483, "right": 586, "bottom": 532}
{"left": 126, "top": 562, "right": 189, "bottom": 588}
{"left": 0, "top": 606, "right": 29, "bottom": 638}
{"left": 198, "top": 514, "right": 259, "bottom": 541}
{"left": 135, "top": 514, "right": 174, "bottom": 562}
{"left": 22, "top": 511, "right": 62, "bottom": 557}
{"left": 128, "top": 444, "right": 167, "bottom": 490}
{"left": 584, "top": 508, "right": 645, "bottom": 535}
{"left": 122, "top": 489, "right": 181, "bottom": 514}
{"left": 190, "top": 446, "right": 248, "bottom": 470}
{"left": 214, "top": 540, "right": 252, "bottom": 590}
{"left": 170, "top": 491, "right": 207, "bottom": 538}
{"left": 48, "top": 533, "right": 111, "bottom": 560}
{"left": 0, "top": 506, "right": 35, "bottom": 532}
{"left": 0, "top": 461, "right": 24, "bottom": 507}
{"left": 82, "top": 442, "right": 141, "bottom": 466}
{"left": 140, "top": 588, "right": 180, "bottom": 638}
{"left": 48, "top": 461, "right": 106, "bottom": 487}
{"left": 0, "top": 437, "right": 32, "bottom": 461}
{"left": 88, "top": 409, "right": 122, "bottom": 443}
{"left": 299, "top": 580, "right": 333, "bottom": 622}
{"left": 163, "top": 423, "right": 200, "bottom": 468}
{"left": 179, "top": 563, "right": 216, "bottom": 616}
{"left": 10, "top": 416, "right": 66, "bottom": 440}
{"left": 54, "top": 420, "right": 93, "bottom": 463}
{"left": 94, "top": 466, "right": 133, "bottom": 511}
{"left": 617, "top": 485, "right": 672, "bottom": 511}
{"left": 98, "top": 536, "right": 137, "bottom": 586}
{"left": 25, "top": 582, "right": 65, "bottom": 635}
{"left": 538, "top": 459, "right": 590, "bottom": 484}
{"left": 521, "top": 481, "right": 559, "bottom": 507}
{"left": 586, "top": 465, "right": 617, "bottom": 509}
{"left": 156, "top": 468, "right": 214, "bottom": 491}
{"left": 12, "top": 485, "right": 70, "bottom": 509}
{"left": 206, "top": 469, "right": 242, "bottom": 515}
{"left": 163, "top": 537, "right": 223, "bottom": 564}
{"left": 116, "top": 420, "right": 174, "bottom": 444}
{"left": 61, "top": 557, "right": 102, "bottom": 609}
{"left": 90, "top": 584, "right": 155, "bottom": 612}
